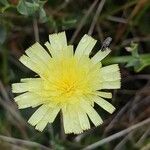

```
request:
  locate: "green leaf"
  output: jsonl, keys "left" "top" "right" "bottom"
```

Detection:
{"left": 25, "top": 2, "right": 39, "bottom": 15}
{"left": 103, "top": 51, "right": 150, "bottom": 73}
{"left": 125, "top": 58, "right": 139, "bottom": 68}
{"left": 17, "top": 0, "right": 40, "bottom": 16}
{"left": 0, "top": 25, "right": 7, "bottom": 44}
{"left": 134, "top": 57, "right": 150, "bottom": 72}
{"left": 39, "top": 8, "right": 47, "bottom": 23}
{"left": 17, "top": 0, "right": 28, "bottom": 15}
{"left": 125, "top": 42, "right": 139, "bottom": 58}
{"left": 61, "top": 18, "right": 77, "bottom": 29}
{"left": 38, "top": 0, "right": 47, "bottom": 7}
{"left": 134, "top": 3, "right": 150, "bottom": 34}
{"left": 0, "top": 0, "right": 9, "bottom": 6}
{"left": 47, "top": 16, "right": 57, "bottom": 29}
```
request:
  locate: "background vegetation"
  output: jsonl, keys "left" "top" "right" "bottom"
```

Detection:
{"left": 0, "top": 0, "right": 150, "bottom": 149}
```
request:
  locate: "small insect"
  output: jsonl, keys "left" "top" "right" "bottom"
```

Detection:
{"left": 101, "top": 37, "right": 112, "bottom": 51}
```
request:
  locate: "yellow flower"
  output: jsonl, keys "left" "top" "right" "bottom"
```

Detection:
{"left": 12, "top": 32, "right": 121, "bottom": 134}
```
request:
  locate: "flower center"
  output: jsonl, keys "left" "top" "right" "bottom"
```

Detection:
{"left": 48, "top": 57, "right": 92, "bottom": 99}
{"left": 57, "top": 78, "right": 77, "bottom": 97}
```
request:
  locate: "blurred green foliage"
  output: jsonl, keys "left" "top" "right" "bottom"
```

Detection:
{"left": 103, "top": 42, "right": 150, "bottom": 72}
{"left": 17, "top": 0, "right": 47, "bottom": 22}
{"left": 0, "top": 0, "right": 150, "bottom": 150}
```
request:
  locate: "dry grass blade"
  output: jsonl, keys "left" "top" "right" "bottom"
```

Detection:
{"left": 0, "top": 81, "right": 26, "bottom": 125}
{"left": 70, "top": 0, "right": 98, "bottom": 43}
{"left": 33, "top": 18, "right": 39, "bottom": 42}
{"left": 115, "top": 0, "right": 149, "bottom": 42}
{"left": 141, "top": 143, "right": 150, "bottom": 150}
{"left": 0, "top": 135, "right": 51, "bottom": 150}
{"left": 136, "top": 127, "right": 150, "bottom": 147}
{"left": 104, "top": 101, "right": 132, "bottom": 134}
{"left": 88, "top": 0, "right": 106, "bottom": 35}
{"left": 82, "top": 118, "right": 150, "bottom": 150}
{"left": 107, "top": 16, "right": 127, "bottom": 24}
{"left": 0, "top": 80, "right": 10, "bottom": 100}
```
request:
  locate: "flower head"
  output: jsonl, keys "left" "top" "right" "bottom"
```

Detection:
{"left": 12, "top": 32, "right": 121, "bottom": 134}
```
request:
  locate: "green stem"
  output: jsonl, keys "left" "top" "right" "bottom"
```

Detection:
{"left": 102, "top": 54, "right": 150, "bottom": 65}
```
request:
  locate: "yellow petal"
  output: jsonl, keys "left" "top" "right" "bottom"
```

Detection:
{"left": 19, "top": 55, "right": 39, "bottom": 73}
{"left": 101, "top": 71, "right": 121, "bottom": 81}
{"left": 62, "top": 106, "right": 71, "bottom": 133}
{"left": 94, "top": 91, "right": 112, "bottom": 99}
{"left": 77, "top": 107, "right": 90, "bottom": 130}
{"left": 14, "top": 92, "right": 44, "bottom": 109}
{"left": 75, "top": 34, "right": 96, "bottom": 60}
{"left": 80, "top": 99, "right": 103, "bottom": 126}
{"left": 28, "top": 105, "right": 49, "bottom": 126}
{"left": 62, "top": 105, "right": 83, "bottom": 134}
{"left": 94, "top": 96, "right": 115, "bottom": 114}
{"left": 35, "top": 106, "right": 60, "bottom": 131}
{"left": 62, "top": 45, "right": 74, "bottom": 58}
{"left": 47, "top": 32, "right": 68, "bottom": 58}
{"left": 25, "top": 42, "right": 51, "bottom": 63}
{"left": 21, "top": 78, "right": 41, "bottom": 82}
{"left": 91, "top": 48, "right": 111, "bottom": 64}
{"left": 19, "top": 56, "right": 50, "bottom": 79}
{"left": 49, "top": 32, "right": 67, "bottom": 50}
{"left": 44, "top": 41, "right": 54, "bottom": 56}
{"left": 100, "top": 64, "right": 121, "bottom": 81}
{"left": 12, "top": 78, "right": 42, "bottom": 93}
{"left": 101, "top": 64, "right": 119, "bottom": 74}
{"left": 99, "top": 64, "right": 121, "bottom": 89}
{"left": 25, "top": 43, "right": 51, "bottom": 73}
{"left": 101, "top": 80, "right": 121, "bottom": 89}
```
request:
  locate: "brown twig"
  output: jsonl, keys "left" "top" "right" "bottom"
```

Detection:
{"left": 115, "top": 0, "right": 149, "bottom": 43}
{"left": 107, "top": 16, "right": 127, "bottom": 24}
{"left": 0, "top": 135, "right": 51, "bottom": 150}
{"left": 70, "top": 0, "right": 98, "bottom": 43}
{"left": 96, "top": 22, "right": 104, "bottom": 42}
{"left": 121, "top": 36, "right": 150, "bottom": 46}
{"left": 33, "top": 17, "right": 40, "bottom": 42}
{"left": 55, "top": 0, "right": 71, "bottom": 13}
{"left": 82, "top": 118, "right": 150, "bottom": 150}
{"left": 104, "top": 101, "right": 132, "bottom": 134}
{"left": 136, "top": 127, "right": 150, "bottom": 147}
{"left": 113, "top": 131, "right": 134, "bottom": 150}
{"left": 88, "top": 0, "right": 106, "bottom": 35}
{"left": 0, "top": 96, "right": 28, "bottom": 137}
